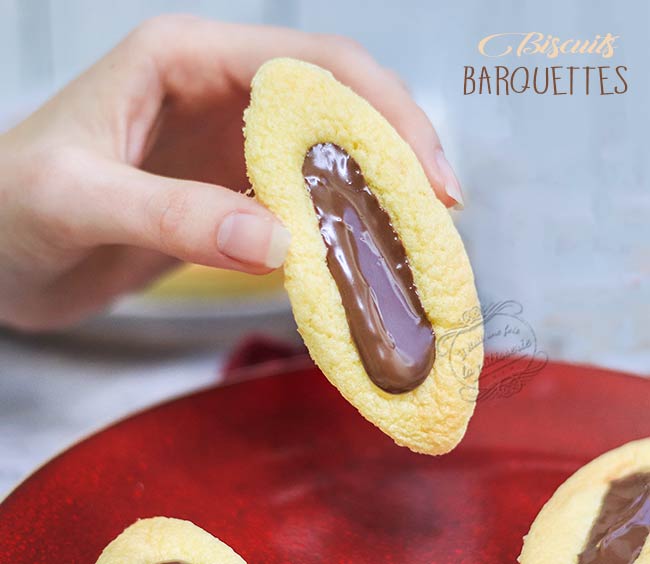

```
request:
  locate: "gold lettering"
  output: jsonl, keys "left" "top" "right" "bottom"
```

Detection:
{"left": 477, "top": 32, "right": 620, "bottom": 60}
{"left": 560, "top": 39, "right": 575, "bottom": 54}
{"left": 478, "top": 33, "right": 528, "bottom": 57}
{"left": 586, "top": 35, "right": 601, "bottom": 54}
{"left": 518, "top": 32, "right": 545, "bottom": 56}
{"left": 597, "top": 33, "right": 618, "bottom": 59}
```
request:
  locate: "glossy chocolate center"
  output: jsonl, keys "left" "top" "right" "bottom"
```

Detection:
{"left": 303, "top": 143, "right": 435, "bottom": 394}
{"left": 578, "top": 472, "right": 650, "bottom": 564}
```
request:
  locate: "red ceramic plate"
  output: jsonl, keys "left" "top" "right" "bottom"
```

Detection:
{"left": 1, "top": 349, "right": 649, "bottom": 564}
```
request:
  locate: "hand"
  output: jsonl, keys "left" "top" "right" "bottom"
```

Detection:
{"left": 0, "top": 15, "right": 464, "bottom": 331}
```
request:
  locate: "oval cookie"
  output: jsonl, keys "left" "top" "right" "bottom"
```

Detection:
{"left": 519, "top": 438, "right": 650, "bottom": 564}
{"left": 244, "top": 58, "right": 483, "bottom": 455}
{"left": 95, "top": 517, "right": 246, "bottom": 564}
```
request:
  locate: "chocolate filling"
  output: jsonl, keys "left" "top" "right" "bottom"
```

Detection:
{"left": 303, "top": 143, "right": 435, "bottom": 394}
{"left": 578, "top": 472, "right": 650, "bottom": 564}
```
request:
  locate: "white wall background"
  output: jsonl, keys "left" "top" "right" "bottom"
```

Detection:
{"left": 1, "top": 0, "right": 648, "bottom": 373}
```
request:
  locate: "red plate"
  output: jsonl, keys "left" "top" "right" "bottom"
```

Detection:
{"left": 1, "top": 346, "right": 649, "bottom": 564}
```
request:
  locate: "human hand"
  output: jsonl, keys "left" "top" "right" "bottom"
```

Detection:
{"left": 0, "top": 15, "right": 464, "bottom": 331}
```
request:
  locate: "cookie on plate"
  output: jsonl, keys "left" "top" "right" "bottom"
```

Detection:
{"left": 244, "top": 58, "right": 483, "bottom": 455}
{"left": 519, "top": 437, "right": 650, "bottom": 564}
{"left": 95, "top": 517, "right": 246, "bottom": 564}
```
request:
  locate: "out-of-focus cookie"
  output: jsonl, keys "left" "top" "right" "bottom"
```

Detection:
{"left": 244, "top": 58, "right": 483, "bottom": 455}
{"left": 519, "top": 438, "right": 650, "bottom": 564}
{"left": 95, "top": 517, "right": 246, "bottom": 564}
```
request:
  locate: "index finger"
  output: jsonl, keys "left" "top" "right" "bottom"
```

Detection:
{"left": 138, "top": 16, "right": 464, "bottom": 208}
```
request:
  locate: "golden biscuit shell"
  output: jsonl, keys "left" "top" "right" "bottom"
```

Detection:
{"left": 244, "top": 59, "right": 483, "bottom": 455}
{"left": 519, "top": 438, "right": 650, "bottom": 563}
{"left": 95, "top": 517, "right": 246, "bottom": 564}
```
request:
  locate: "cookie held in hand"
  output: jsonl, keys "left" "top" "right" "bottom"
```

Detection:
{"left": 244, "top": 58, "right": 483, "bottom": 455}
{"left": 519, "top": 438, "right": 650, "bottom": 564}
{"left": 95, "top": 517, "right": 246, "bottom": 564}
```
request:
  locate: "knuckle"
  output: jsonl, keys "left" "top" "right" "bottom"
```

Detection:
{"left": 130, "top": 14, "right": 199, "bottom": 48}
{"left": 322, "top": 33, "right": 367, "bottom": 56}
{"left": 20, "top": 146, "right": 84, "bottom": 238}
{"left": 28, "top": 146, "right": 75, "bottom": 189}
{"left": 150, "top": 188, "right": 191, "bottom": 253}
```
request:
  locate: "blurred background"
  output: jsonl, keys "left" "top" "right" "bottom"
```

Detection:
{"left": 1, "top": 0, "right": 648, "bottom": 494}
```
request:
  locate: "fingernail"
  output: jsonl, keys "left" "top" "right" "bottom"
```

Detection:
{"left": 265, "top": 221, "right": 292, "bottom": 268}
{"left": 217, "top": 213, "right": 291, "bottom": 269}
{"left": 434, "top": 149, "right": 465, "bottom": 210}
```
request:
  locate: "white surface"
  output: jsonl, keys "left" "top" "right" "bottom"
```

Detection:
{"left": 0, "top": 331, "right": 222, "bottom": 498}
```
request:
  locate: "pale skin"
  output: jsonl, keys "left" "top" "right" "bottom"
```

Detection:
{"left": 0, "top": 15, "right": 464, "bottom": 331}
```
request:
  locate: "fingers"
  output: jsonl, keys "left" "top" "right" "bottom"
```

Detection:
{"left": 16, "top": 247, "right": 179, "bottom": 331}
{"left": 107, "top": 164, "right": 291, "bottom": 273}
{"left": 34, "top": 150, "right": 291, "bottom": 274}
{"left": 131, "top": 16, "right": 464, "bottom": 208}
{"left": 21, "top": 16, "right": 464, "bottom": 207}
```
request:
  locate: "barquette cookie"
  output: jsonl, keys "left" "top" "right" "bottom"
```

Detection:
{"left": 519, "top": 438, "right": 650, "bottom": 564}
{"left": 244, "top": 58, "right": 483, "bottom": 455}
{"left": 95, "top": 517, "right": 246, "bottom": 564}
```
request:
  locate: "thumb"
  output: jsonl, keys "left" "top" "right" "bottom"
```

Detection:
{"left": 71, "top": 157, "right": 291, "bottom": 273}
